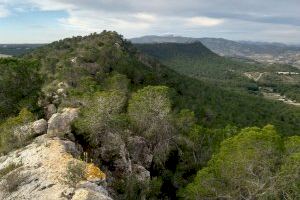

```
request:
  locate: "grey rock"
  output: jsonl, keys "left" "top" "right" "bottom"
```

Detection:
{"left": 45, "top": 104, "right": 57, "bottom": 120}
{"left": 47, "top": 108, "right": 79, "bottom": 138}
{"left": 0, "top": 135, "right": 111, "bottom": 200}
{"left": 31, "top": 119, "right": 48, "bottom": 136}
{"left": 132, "top": 164, "right": 150, "bottom": 182}
{"left": 127, "top": 136, "right": 153, "bottom": 168}
{"left": 98, "top": 133, "right": 132, "bottom": 177}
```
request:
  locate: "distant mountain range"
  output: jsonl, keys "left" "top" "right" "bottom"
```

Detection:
{"left": 131, "top": 35, "right": 300, "bottom": 68}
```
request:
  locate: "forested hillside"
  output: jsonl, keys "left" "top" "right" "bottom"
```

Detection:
{"left": 135, "top": 42, "right": 300, "bottom": 102}
{"left": 0, "top": 31, "right": 299, "bottom": 199}
{"left": 132, "top": 35, "right": 300, "bottom": 69}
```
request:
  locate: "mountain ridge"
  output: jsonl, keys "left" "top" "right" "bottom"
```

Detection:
{"left": 131, "top": 35, "right": 300, "bottom": 68}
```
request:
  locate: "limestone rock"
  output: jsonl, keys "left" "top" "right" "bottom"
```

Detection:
{"left": 97, "top": 133, "right": 132, "bottom": 177}
{"left": 0, "top": 135, "right": 111, "bottom": 200}
{"left": 72, "top": 188, "right": 112, "bottom": 200}
{"left": 31, "top": 119, "right": 47, "bottom": 136}
{"left": 47, "top": 108, "right": 79, "bottom": 138}
{"left": 45, "top": 104, "right": 57, "bottom": 120}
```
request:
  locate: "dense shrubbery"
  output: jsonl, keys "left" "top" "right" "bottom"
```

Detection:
{"left": 73, "top": 90, "right": 128, "bottom": 146}
{"left": 24, "top": 32, "right": 300, "bottom": 136}
{"left": 0, "top": 58, "right": 42, "bottom": 120}
{"left": 0, "top": 108, "right": 35, "bottom": 154}
{"left": 181, "top": 125, "right": 300, "bottom": 199}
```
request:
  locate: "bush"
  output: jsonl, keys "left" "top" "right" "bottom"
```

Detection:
{"left": 73, "top": 90, "right": 127, "bottom": 146}
{"left": 128, "top": 85, "right": 172, "bottom": 139}
{"left": 0, "top": 108, "right": 35, "bottom": 154}
{"left": 0, "top": 163, "right": 22, "bottom": 179}
{"left": 64, "top": 161, "right": 86, "bottom": 187}
{"left": 3, "top": 165, "right": 27, "bottom": 194}
{"left": 104, "top": 73, "right": 130, "bottom": 93}
{"left": 0, "top": 58, "right": 42, "bottom": 119}
{"left": 180, "top": 125, "right": 284, "bottom": 199}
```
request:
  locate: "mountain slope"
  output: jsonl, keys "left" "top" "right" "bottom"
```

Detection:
{"left": 134, "top": 42, "right": 259, "bottom": 82}
{"left": 135, "top": 42, "right": 300, "bottom": 102}
{"left": 23, "top": 32, "right": 300, "bottom": 135}
{"left": 131, "top": 35, "right": 300, "bottom": 68}
{"left": 1, "top": 31, "right": 299, "bottom": 199}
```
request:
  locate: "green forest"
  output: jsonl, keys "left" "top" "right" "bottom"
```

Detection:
{"left": 0, "top": 31, "right": 299, "bottom": 199}
{"left": 135, "top": 42, "right": 300, "bottom": 101}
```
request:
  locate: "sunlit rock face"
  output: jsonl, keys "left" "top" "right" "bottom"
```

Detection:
{"left": 0, "top": 131, "right": 111, "bottom": 200}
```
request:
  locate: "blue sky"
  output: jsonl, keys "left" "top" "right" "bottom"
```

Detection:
{"left": 0, "top": 0, "right": 300, "bottom": 44}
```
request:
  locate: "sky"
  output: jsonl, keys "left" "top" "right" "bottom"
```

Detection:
{"left": 0, "top": 0, "right": 300, "bottom": 44}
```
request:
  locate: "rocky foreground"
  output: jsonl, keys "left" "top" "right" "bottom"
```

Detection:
{"left": 0, "top": 108, "right": 112, "bottom": 200}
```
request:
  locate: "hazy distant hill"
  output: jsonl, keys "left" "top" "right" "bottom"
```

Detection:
{"left": 0, "top": 44, "right": 44, "bottom": 56}
{"left": 131, "top": 35, "right": 300, "bottom": 68}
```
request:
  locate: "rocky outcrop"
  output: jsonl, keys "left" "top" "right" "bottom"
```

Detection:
{"left": 95, "top": 133, "right": 132, "bottom": 177}
{"left": 0, "top": 135, "right": 111, "bottom": 200}
{"left": 31, "top": 119, "right": 48, "bottom": 135}
{"left": 47, "top": 108, "right": 79, "bottom": 138}
{"left": 13, "top": 119, "right": 48, "bottom": 141}
{"left": 45, "top": 104, "right": 57, "bottom": 120}
{"left": 0, "top": 107, "right": 112, "bottom": 200}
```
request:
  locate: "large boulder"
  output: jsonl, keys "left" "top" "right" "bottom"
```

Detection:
{"left": 13, "top": 119, "right": 47, "bottom": 142}
{"left": 47, "top": 108, "right": 79, "bottom": 138}
{"left": 127, "top": 136, "right": 153, "bottom": 168}
{"left": 31, "top": 119, "right": 48, "bottom": 136}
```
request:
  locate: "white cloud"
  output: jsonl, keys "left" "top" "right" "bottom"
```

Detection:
{"left": 0, "top": 5, "right": 10, "bottom": 17}
{"left": 134, "top": 13, "right": 157, "bottom": 23}
{"left": 1, "top": 0, "right": 300, "bottom": 43}
{"left": 186, "top": 17, "right": 224, "bottom": 27}
{"left": 26, "top": 0, "right": 74, "bottom": 11}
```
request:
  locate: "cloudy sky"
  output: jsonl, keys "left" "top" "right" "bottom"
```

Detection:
{"left": 0, "top": 0, "right": 300, "bottom": 43}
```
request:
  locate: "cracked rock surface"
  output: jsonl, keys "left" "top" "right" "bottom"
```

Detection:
{"left": 0, "top": 134, "right": 111, "bottom": 200}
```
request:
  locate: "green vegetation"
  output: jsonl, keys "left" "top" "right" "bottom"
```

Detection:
{"left": 23, "top": 32, "right": 300, "bottom": 135}
{"left": 0, "top": 163, "right": 22, "bottom": 179}
{"left": 0, "top": 31, "right": 299, "bottom": 198}
{"left": 135, "top": 42, "right": 300, "bottom": 102}
{"left": 64, "top": 161, "right": 86, "bottom": 187}
{"left": 128, "top": 86, "right": 172, "bottom": 138}
{"left": 73, "top": 90, "right": 128, "bottom": 146}
{"left": 0, "top": 58, "right": 42, "bottom": 120}
{"left": 181, "top": 125, "right": 300, "bottom": 199}
{"left": 134, "top": 42, "right": 259, "bottom": 86}
{"left": 3, "top": 165, "right": 27, "bottom": 194}
{"left": 0, "top": 108, "right": 35, "bottom": 154}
